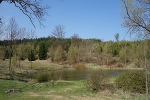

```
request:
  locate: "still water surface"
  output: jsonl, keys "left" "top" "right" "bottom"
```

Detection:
{"left": 34, "top": 69, "right": 141, "bottom": 81}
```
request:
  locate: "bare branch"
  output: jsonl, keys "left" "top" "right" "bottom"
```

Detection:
{"left": 121, "top": 0, "right": 150, "bottom": 39}
{"left": 51, "top": 25, "right": 66, "bottom": 39}
{"left": 1, "top": 0, "right": 50, "bottom": 28}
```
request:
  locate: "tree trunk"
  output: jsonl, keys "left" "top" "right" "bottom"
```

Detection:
{"left": 125, "top": 42, "right": 127, "bottom": 67}
{"left": 30, "top": 49, "right": 32, "bottom": 69}
{"left": 15, "top": 40, "right": 17, "bottom": 67}
{"left": 19, "top": 43, "right": 22, "bottom": 68}
{"left": 9, "top": 51, "right": 12, "bottom": 71}
{"left": 9, "top": 43, "right": 12, "bottom": 71}
{"left": 30, "top": 39, "right": 32, "bottom": 69}
{"left": 106, "top": 43, "right": 108, "bottom": 65}
{"left": 144, "top": 41, "right": 149, "bottom": 100}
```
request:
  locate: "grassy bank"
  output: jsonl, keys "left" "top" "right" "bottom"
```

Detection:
{"left": 0, "top": 59, "right": 148, "bottom": 100}
{"left": 86, "top": 63, "right": 144, "bottom": 70}
{"left": 0, "top": 79, "right": 147, "bottom": 100}
{"left": 0, "top": 59, "right": 144, "bottom": 72}
{"left": 0, "top": 59, "right": 144, "bottom": 83}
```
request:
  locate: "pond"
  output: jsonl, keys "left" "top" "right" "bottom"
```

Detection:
{"left": 33, "top": 69, "right": 142, "bottom": 81}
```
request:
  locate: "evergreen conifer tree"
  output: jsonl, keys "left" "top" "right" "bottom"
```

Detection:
{"left": 38, "top": 41, "right": 47, "bottom": 60}
{"left": 28, "top": 50, "right": 35, "bottom": 61}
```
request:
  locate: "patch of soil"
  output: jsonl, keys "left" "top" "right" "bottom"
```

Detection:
{"left": 71, "top": 96, "right": 105, "bottom": 100}
{"left": 47, "top": 90, "right": 55, "bottom": 94}
{"left": 28, "top": 92, "right": 40, "bottom": 96}
{"left": 44, "top": 95, "right": 63, "bottom": 99}
{"left": 65, "top": 88, "right": 73, "bottom": 90}
{"left": 28, "top": 92, "right": 64, "bottom": 99}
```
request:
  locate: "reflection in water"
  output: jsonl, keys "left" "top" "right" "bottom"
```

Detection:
{"left": 34, "top": 70, "right": 141, "bottom": 81}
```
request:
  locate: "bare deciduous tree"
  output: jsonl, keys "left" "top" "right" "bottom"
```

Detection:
{"left": 51, "top": 25, "right": 66, "bottom": 39}
{"left": 120, "top": 0, "right": 150, "bottom": 99}
{"left": 120, "top": 0, "right": 150, "bottom": 38}
{"left": 0, "top": 23, "right": 4, "bottom": 39}
{"left": 71, "top": 33, "right": 81, "bottom": 47}
{"left": 0, "top": 0, "right": 50, "bottom": 28}
{"left": 18, "top": 27, "right": 26, "bottom": 68}
{"left": 7, "top": 17, "right": 18, "bottom": 71}
{"left": 27, "top": 29, "right": 35, "bottom": 69}
{"left": 70, "top": 34, "right": 82, "bottom": 63}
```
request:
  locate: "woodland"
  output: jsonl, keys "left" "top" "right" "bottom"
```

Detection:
{"left": 0, "top": 33, "right": 150, "bottom": 69}
{"left": 0, "top": 0, "right": 150, "bottom": 100}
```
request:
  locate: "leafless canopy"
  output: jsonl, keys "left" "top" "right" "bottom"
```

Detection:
{"left": 0, "top": 0, "right": 50, "bottom": 28}
{"left": 8, "top": 17, "right": 18, "bottom": 40}
{"left": 71, "top": 33, "right": 81, "bottom": 46}
{"left": 51, "top": 25, "right": 66, "bottom": 39}
{"left": 18, "top": 28, "right": 26, "bottom": 40}
{"left": 0, "top": 22, "right": 4, "bottom": 38}
{"left": 120, "top": 0, "right": 150, "bottom": 38}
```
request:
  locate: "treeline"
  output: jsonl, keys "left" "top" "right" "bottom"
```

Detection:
{"left": 0, "top": 36, "right": 150, "bottom": 68}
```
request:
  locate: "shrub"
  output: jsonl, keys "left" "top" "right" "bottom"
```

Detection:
{"left": 11, "top": 57, "right": 18, "bottom": 67}
{"left": 108, "top": 58, "right": 116, "bottom": 66}
{"left": 4, "top": 49, "right": 9, "bottom": 59}
{"left": 115, "top": 71, "right": 146, "bottom": 93}
{"left": 84, "top": 69, "right": 107, "bottom": 92}
{"left": 63, "top": 65, "right": 68, "bottom": 69}
{"left": 37, "top": 72, "right": 49, "bottom": 83}
{"left": 74, "top": 63, "right": 86, "bottom": 70}
{"left": 2, "top": 58, "right": 5, "bottom": 60}
{"left": 4, "top": 49, "right": 12, "bottom": 59}
{"left": 20, "top": 55, "right": 25, "bottom": 61}
{"left": 116, "top": 63, "right": 124, "bottom": 68}
{"left": 135, "top": 62, "right": 141, "bottom": 68}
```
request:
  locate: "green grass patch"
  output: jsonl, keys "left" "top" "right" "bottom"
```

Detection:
{"left": 0, "top": 79, "right": 148, "bottom": 100}
{"left": 0, "top": 60, "right": 148, "bottom": 100}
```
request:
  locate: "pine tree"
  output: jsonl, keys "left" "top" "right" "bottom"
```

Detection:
{"left": 28, "top": 50, "right": 35, "bottom": 61}
{"left": 38, "top": 41, "right": 47, "bottom": 60}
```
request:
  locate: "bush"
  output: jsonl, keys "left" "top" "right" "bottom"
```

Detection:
{"left": 4, "top": 49, "right": 9, "bottom": 59}
{"left": 4, "top": 49, "right": 12, "bottom": 59}
{"left": 116, "top": 63, "right": 124, "bottom": 68}
{"left": 74, "top": 63, "right": 86, "bottom": 70}
{"left": 20, "top": 55, "right": 25, "bottom": 61}
{"left": 135, "top": 62, "right": 141, "bottom": 68}
{"left": 11, "top": 57, "right": 18, "bottom": 67}
{"left": 108, "top": 58, "right": 116, "bottom": 66}
{"left": 115, "top": 71, "right": 146, "bottom": 93}
{"left": 37, "top": 73, "right": 49, "bottom": 83}
{"left": 84, "top": 69, "right": 107, "bottom": 92}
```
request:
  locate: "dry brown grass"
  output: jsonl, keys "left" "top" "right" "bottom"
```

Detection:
{"left": 73, "top": 63, "right": 86, "bottom": 70}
